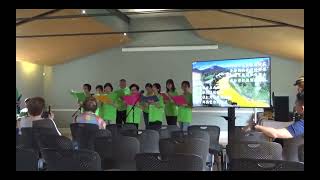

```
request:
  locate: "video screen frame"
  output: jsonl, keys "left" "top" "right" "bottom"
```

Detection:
{"left": 192, "top": 57, "right": 272, "bottom": 108}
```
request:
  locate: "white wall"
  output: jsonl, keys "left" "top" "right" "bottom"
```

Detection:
{"left": 16, "top": 61, "right": 44, "bottom": 108}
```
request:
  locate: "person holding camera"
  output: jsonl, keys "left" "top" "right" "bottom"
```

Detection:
{"left": 243, "top": 92, "right": 304, "bottom": 139}
{"left": 18, "top": 97, "right": 60, "bottom": 135}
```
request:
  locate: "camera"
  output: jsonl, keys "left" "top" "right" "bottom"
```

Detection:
{"left": 41, "top": 105, "right": 51, "bottom": 119}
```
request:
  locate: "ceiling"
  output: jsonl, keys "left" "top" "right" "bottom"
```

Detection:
{"left": 183, "top": 9, "right": 304, "bottom": 62}
{"left": 16, "top": 9, "right": 304, "bottom": 65}
{"left": 16, "top": 9, "right": 129, "bottom": 65}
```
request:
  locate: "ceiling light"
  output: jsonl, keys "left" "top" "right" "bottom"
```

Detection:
{"left": 81, "top": 9, "right": 86, "bottom": 14}
{"left": 122, "top": 45, "right": 219, "bottom": 52}
{"left": 133, "top": 9, "right": 167, "bottom": 13}
{"left": 123, "top": 33, "right": 127, "bottom": 36}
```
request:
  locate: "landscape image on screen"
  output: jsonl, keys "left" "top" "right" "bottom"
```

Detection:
{"left": 192, "top": 57, "right": 271, "bottom": 108}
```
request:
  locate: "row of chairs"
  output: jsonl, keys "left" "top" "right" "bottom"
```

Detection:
{"left": 17, "top": 131, "right": 206, "bottom": 171}
{"left": 17, "top": 123, "right": 223, "bottom": 171}
{"left": 225, "top": 126, "right": 304, "bottom": 171}
{"left": 17, "top": 122, "right": 304, "bottom": 171}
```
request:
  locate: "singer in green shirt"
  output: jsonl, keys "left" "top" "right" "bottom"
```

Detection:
{"left": 177, "top": 81, "right": 193, "bottom": 131}
{"left": 148, "top": 83, "right": 165, "bottom": 130}
{"left": 80, "top": 84, "right": 93, "bottom": 113}
{"left": 102, "top": 83, "right": 117, "bottom": 124}
{"left": 115, "top": 79, "right": 130, "bottom": 125}
{"left": 164, "top": 79, "right": 179, "bottom": 126}
{"left": 126, "top": 84, "right": 142, "bottom": 129}
{"left": 94, "top": 85, "right": 104, "bottom": 118}
{"left": 141, "top": 83, "right": 154, "bottom": 129}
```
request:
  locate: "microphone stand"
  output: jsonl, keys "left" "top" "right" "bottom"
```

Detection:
{"left": 125, "top": 93, "right": 142, "bottom": 127}
{"left": 72, "top": 106, "right": 82, "bottom": 122}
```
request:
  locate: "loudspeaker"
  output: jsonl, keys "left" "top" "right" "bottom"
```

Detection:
{"left": 274, "top": 96, "right": 290, "bottom": 122}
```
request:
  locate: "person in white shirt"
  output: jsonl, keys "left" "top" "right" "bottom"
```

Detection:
{"left": 19, "top": 97, "right": 61, "bottom": 136}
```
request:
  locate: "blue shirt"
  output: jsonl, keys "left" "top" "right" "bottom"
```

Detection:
{"left": 286, "top": 119, "right": 304, "bottom": 138}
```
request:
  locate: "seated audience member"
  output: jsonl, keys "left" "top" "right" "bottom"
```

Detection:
{"left": 17, "top": 98, "right": 32, "bottom": 130}
{"left": 294, "top": 76, "right": 304, "bottom": 94}
{"left": 244, "top": 93, "right": 304, "bottom": 139}
{"left": 293, "top": 76, "right": 304, "bottom": 121}
{"left": 24, "top": 97, "right": 61, "bottom": 135}
{"left": 74, "top": 97, "right": 106, "bottom": 129}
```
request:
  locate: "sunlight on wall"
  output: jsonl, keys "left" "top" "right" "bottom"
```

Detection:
{"left": 16, "top": 60, "right": 38, "bottom": 75}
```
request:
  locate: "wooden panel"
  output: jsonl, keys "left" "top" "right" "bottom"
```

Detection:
{"left": 224, "top": 9, "right": 304, "bottom": 27}
{"left": 16, "top": 9, "right": 130, "bottom": 65}
{"left": 16, "top": 9, "right": 82, "bottom": 18}
{"left": 184, "top": 10, "right": 304, "bottom": 62}
{"left": 16, "top": 35, "right": 129, "bottom": 65}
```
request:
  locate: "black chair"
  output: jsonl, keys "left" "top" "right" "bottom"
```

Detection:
{"left": 39, "top": 135, "right": 73, "bottom": 150}
{"left": 159, "top": 138, "right": 176, "bottom": 159}
{"left": 105, "top": 124, "right": 121, "bottom": 137}
{"left": 120, "top": 129, "right": 139, "bottom": 136}
{"left": 188, "top": 125, "right": 223, "bottom": 170}
{"left": 159, "top": 125, "right": 180, "bottom": 139}
{"left": 122, "top": 123, "right": 138, "bottom": 131}
{"left": 95, "top": 129, "right": 112, "bottom": 138}
{"left": 170, "top": 130, "right": 187, "bottom": 139}
{"left": 135, "top": 153, "right": 203, "bottom": 171}
{"left": 16, "top": 146, "right": 38, "bottom": 171}
{"left": 70, "top": 123, "right": 99, "bottom": 150}
{"left": 112, "top": 135, "right": 140, "bottom": 170}
{"left": 229, "top": 158, "right": 304, "bottom": 171}
{"left": 171, "top": 130, "right": 210, "bottom": 145}
{"left": 298, "top": 144, "right": 304, "bottom": 162}
{"left": 135, "top": 153, "right": 169, "bottom": 171}
{"left": 188, "top": 130, "right": 211, "bottom": 143}
{"left": 19, "top": 127, "right": 33, "bottom": 149}
{"left": 32, "top": 120, "right": 61, "bottom": 153}
{"left": 41, "top": 148, "right": 101, "bottom": 171}
{"left": 188, "top": 125, "right": 222, "bottom": 154}
{"left": 121, "top": 129, "right": 160, "bottom": 153}
{"left": 234, "top": 127, "right": 269, "bottom": 142}
{"left": 139, "top": 130, "right": 160, "bottom": 153}
{"left": 228, "top": 141, "right": 283, "bottom": 160}
{"left": 94, "top": 136, "right": 114, "bottom": 170}
{"left": 159, "top": 137, "right": 208, "bottom": 170}
{"left": 32, "top": 119, "right": 61, "bottom": 135}
{"left": 168, "top": 153, "right": 203, "bottom": 171}
{"left": 282, "top": 135, "right": 304, "bottom": 162}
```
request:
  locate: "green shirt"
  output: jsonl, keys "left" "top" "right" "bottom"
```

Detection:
{"left": 115, "top": 87, "right": 130, "bottom": 111}
{"left": 164, "top": 90, "right": 179, "bottom": 116}
{"left": 177, "top": 92, "right": 193, "bottom": 123}
{"left": 126, "top": 105, "right": 142, "bottom": 124}
{"left": 102, "top": 104, "right": 117, "bottom": 122}
{"left": 95, "top": 94, "right": 104, "bottom": 118}
{"left": 80, "top": 93, "right": 92, "bottom": 113}
{"left": 100, "top": 93, "right": 117, "bottom": 122}
{"left": 149, "top": 95, "right": 165, "bottom": 123}
{"left": 141, "top": 93, "right": 155, "bottom": 113}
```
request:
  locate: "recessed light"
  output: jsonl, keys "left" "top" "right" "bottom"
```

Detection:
{"left": 81, "top": 9, "right": 86, "bottom": 14}
{"left": 124, "top": 33, "right": 127, "bottom": 36}
{"left": 133, "top": 9, "right": 167, "bottom": 13}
